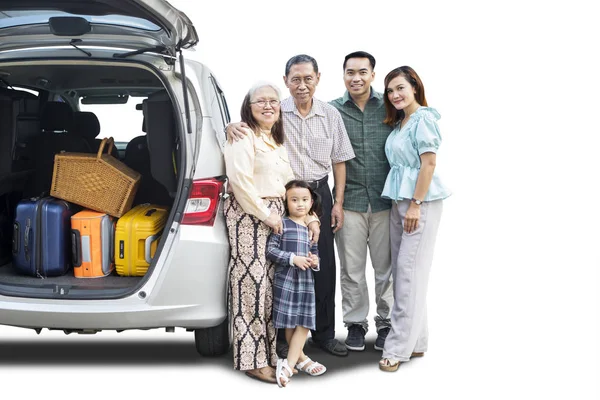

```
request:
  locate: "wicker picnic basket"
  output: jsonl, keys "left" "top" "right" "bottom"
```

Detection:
{"left": 50, "top": 137, "right": 141, "bottom": 218}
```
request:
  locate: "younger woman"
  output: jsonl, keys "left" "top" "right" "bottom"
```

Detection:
{"left": 379, "top": 66, "right": 451, "bottom": 372}
{"left": 266, "top": 180, "right": 327, "bottom": 387}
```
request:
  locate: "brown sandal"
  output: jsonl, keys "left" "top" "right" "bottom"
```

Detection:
{"left": 379, "top": 358, "right": 401, "bottom": 372}
{"left": 245, "top": 366, "right": 277, "bottom": 384}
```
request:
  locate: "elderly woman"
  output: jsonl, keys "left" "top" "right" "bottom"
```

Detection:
{"left": 224, "top": 82, "right": 319, "bottom": 383}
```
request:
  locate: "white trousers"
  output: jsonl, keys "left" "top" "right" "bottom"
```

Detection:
{"left": 383, "top": 199, "right": 443, "bottom": 361}
{"left": 335, "top": 207, "right": 393, "bottom": 332}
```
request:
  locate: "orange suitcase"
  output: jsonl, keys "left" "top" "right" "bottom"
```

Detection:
{"left": 71, "top": 210, "right": 116, "bottom": 278}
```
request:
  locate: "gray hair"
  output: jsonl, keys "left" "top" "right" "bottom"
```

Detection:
{"left": 240, "top": 80, "right": 285, "bottom": 145}
{"left": 284, "top": 54, "right": 319, "bottom": 77}
{"left": 247, "top": 81, "right": 282, "bottom": 100}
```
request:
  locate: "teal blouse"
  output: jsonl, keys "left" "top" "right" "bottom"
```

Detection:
{"left": 381, "top": 107, "right": 451, "bottom": 202}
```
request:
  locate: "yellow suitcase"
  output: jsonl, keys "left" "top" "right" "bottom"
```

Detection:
{"left": 115, "top": 204, "right": 168, "bottom": 277}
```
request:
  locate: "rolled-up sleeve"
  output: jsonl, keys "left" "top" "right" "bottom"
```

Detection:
{"left": 330, "top": 109, "right": 355, "bottom": 163}
{"left": 224, "top": 134, "right": 271, "bottom": 221}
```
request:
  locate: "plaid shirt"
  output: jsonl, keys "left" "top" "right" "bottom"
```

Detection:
{"left": 281, "top": 96, "right": 355, "bottom": 182}
{"left": 330, "top": 90, "right": 393, "bottom": 213}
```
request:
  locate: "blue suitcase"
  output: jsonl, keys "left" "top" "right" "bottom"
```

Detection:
{"left": 12, "top": 197, "right": 74, "bottom": 277}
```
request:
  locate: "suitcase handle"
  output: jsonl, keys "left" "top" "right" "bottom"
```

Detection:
{"left": 71, "top": 230, "right": 82, "bottom": 267}
{"left": 97, "top": 137, "right": 115, "bottom": 158}
{"left": 12, "top": 222, "right": 19, "bottom": 254}
{"left": 24, "top": 219, "right": 31, "bottom": 262}
{"left": 109, "top": 220, "right": 116, "bottom": 263}
{"left": 118, "top": 240, "right": 125, "bottom": 259}
{"left": 144, "top": 233, "right": 161, "bottom": 264}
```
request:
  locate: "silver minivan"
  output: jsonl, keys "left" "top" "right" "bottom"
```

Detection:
{"left": 0, "top": 0, "right": 231, "bottom": 356}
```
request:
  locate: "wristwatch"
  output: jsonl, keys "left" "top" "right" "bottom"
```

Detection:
{"left": 411, "top": 198, "right": 423, "bottom": 205}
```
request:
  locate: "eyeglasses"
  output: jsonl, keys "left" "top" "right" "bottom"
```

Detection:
{"left": 250, "top": 99, "right": 280, "bottom": 107}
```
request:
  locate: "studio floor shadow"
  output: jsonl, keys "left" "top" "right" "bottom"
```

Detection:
{"left": 0, "top": 340, "right": 232, "bottom": 366}
{"left": 0, "top": 337, "right": 389, "bottom": 370}
{"left": 303, "top": 338, "right": 385, "bottom": 373}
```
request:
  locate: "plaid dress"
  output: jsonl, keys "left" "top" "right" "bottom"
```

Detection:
{"left": 266, "top": 217, "right": 319, "bottom": 330}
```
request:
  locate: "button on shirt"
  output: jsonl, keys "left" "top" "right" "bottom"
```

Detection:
{"left": 224, "top": 128, "right": 295, "bottom": 221}
{"left": 381, "top": 107, "right": 451, "bottom": 201}
{"left": 330, "top": 90, "right": 392, "bottom": 213}
{"left": 280, "top": 97, "right": 355, "bottom": 182}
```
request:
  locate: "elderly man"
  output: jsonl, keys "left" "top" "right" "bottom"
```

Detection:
{"left": 227, "top": 54, "right": 355, "bottom": 357}
{"left": 330, "top": 51, "right": 394, "bottom": 352}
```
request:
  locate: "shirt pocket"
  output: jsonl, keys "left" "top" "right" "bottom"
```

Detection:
{"left": 308, "top": 137, "right": 333, "bottom": 167}
{"left": 275, "top": 150, "right": 294, "bottom": 187}
{"left": 254, "top": 138, "right": 272, "bottom": 153}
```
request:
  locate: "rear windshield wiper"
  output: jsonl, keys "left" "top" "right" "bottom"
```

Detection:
{"left": 113, "top": 46, "right": 169, "bottom": 59}
{"left": 70, "top": 39, "right": 91, "bottom": 57}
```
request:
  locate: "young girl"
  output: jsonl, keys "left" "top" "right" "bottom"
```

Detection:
{"left": 266, "top": 180, "right": 327, "bottom": 387}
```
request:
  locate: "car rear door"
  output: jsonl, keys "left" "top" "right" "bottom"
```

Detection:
{"left": 0, "top": 0, "right": 198, "bottom": 53}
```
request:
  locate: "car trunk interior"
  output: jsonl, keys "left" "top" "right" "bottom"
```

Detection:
{"left": 0, "top": 61, "right": 181, "bottom": 297}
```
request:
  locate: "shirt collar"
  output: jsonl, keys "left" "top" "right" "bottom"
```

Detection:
{"left": 281, "top": 96, "right": 326, "bottom": 118}
{"left": 260, "top": 133, "right": 278, "bottom": 148}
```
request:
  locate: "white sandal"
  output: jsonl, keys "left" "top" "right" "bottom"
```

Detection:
{"left": 295, "top": 356, "right": 327, "bottom": 376}
{"left": 276, "top": 359, "right": 293, "bottom": 387}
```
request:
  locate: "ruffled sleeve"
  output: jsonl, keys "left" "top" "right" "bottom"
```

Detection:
{"left": 414, "top": 108, "right": 442, "bottom": 155}
{"left": 381, "top": 107, "right": 451, "bottom": 202}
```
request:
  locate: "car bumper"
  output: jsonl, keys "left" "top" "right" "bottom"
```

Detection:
{"left": 0, "top": 224, "right": 230, "bottom": 330}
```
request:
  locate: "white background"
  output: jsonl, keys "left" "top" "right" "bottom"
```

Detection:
{"left": 1, "top": 0, "right": 598, "bottom": 398}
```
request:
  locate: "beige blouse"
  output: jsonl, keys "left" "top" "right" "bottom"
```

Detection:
{"left": 224, "top": 127, "right": 295, "bottom": 221}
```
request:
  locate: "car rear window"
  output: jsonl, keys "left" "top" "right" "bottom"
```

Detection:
{"left": 0, "top": 11, "right": 160, "bottom": 31}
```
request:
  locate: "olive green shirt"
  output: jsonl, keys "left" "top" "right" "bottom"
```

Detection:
{"left": 330, "top": 90, "right": 392, "bottom": 213}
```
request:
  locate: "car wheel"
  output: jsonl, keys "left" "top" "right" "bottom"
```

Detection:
{"left": 194, "top": 318, "right": 230, "bottom": 357}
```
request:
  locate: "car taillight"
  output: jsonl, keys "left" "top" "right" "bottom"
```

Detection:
{"left": 181, "top": 178, "right": 224, "bottom": 226}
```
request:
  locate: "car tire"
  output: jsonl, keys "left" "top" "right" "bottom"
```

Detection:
{"left": 194, "top": 318, "right": 230, "bottom": 357}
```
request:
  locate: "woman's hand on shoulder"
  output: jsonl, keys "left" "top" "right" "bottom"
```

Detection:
{"left": 264, "top": 212, "right": 283, "bottom": 235}
{"left": 226, "top": 122, "right": 250, "bottom": 143}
